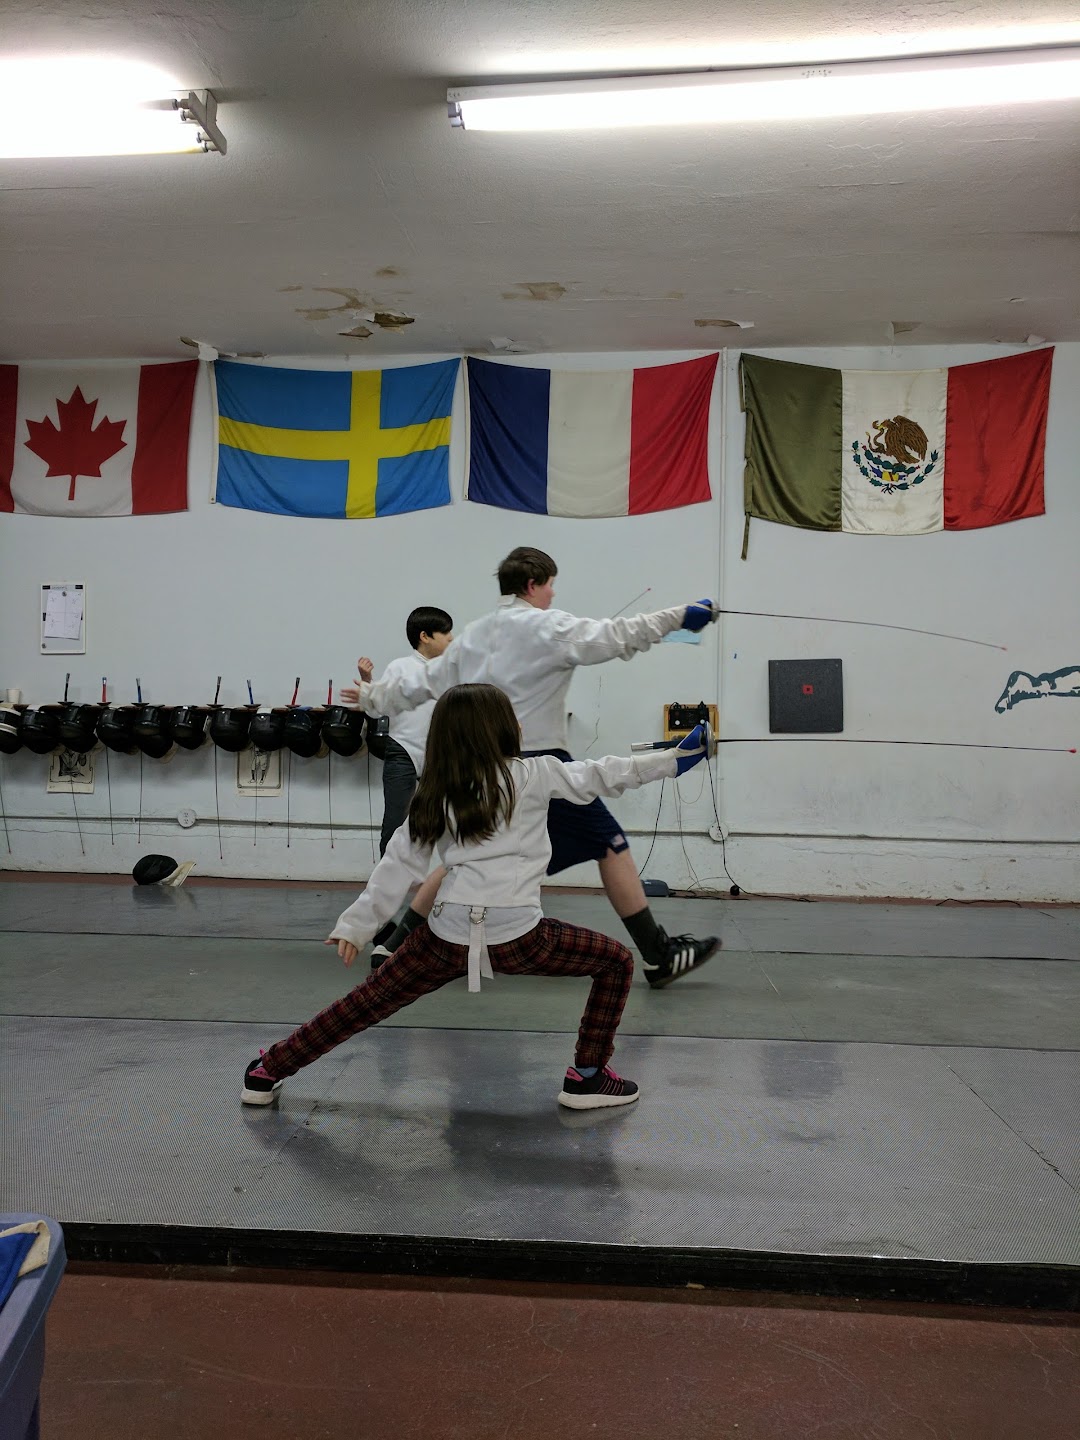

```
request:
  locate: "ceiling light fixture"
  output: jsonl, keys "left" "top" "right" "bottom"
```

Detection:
{"left": 0, "top": 57, "right": 226, "bottom": 157}
{"left": 447, "top": 45, "right": 1080, "bottom": 130}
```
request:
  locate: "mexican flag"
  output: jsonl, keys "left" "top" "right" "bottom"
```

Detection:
{"left": 739, "top": 349, "right": 1053, "bottom": 554}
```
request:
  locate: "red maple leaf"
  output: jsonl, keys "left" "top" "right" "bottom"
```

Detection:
{"left": 24, "top": 387, "right": 128, "bottom": 502}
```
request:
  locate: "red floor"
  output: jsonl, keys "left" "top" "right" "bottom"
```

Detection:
{"left": 42, "top": 1266, "right": 1080, "bottom": 1440}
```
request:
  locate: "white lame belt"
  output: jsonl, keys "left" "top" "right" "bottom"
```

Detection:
{"left": 433, "top": 902, "right": 494, "bottom": 993}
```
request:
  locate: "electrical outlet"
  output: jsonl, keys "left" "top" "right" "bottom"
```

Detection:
{"left": 708, "top": 825, "right": 725, "bottom": 843}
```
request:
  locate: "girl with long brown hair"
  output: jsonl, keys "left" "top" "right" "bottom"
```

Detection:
{"left": 242, "top": 684, "right": 709, "bottom": 1111}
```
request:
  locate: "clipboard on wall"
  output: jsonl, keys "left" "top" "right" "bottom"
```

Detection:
{"left": 40, "top": 583, "right": 86, "bottom": 655}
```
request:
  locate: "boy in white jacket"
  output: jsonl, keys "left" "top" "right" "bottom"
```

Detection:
{"left": 242, "top": 685, "right": 709, "bottom": 1111}
{"left": 359, "top": 605, "right": 453, "bottom": 857}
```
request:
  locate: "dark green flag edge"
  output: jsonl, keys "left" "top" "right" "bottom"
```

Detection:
{"left": 739, "top": 354, "right": 844, "bottom": 558}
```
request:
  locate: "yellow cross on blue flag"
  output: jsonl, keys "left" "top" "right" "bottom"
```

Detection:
{"left": 214, "top": 359, "right": 459, "bottom": 518}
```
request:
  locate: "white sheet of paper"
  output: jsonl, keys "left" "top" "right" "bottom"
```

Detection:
{"left": 43, "top": 587, "right": 83, "bottom": 640}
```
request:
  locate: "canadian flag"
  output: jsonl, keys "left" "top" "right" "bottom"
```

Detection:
{"left": 0, "top": 361, "right": 197, "bottom": 516}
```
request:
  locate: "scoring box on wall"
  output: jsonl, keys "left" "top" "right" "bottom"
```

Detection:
{"left": 768, "top": 659, "right": 844, "bottom": 733}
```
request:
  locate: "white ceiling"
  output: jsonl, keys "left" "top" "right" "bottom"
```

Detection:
{"left": 3, "top": 0, "right": 1079, "bottom": 359}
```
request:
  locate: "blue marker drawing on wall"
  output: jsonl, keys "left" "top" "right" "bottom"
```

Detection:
{"left": 995, "top": 666, "right": 1080, "bottom": 713}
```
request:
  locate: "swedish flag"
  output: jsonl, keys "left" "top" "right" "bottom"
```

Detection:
{"left": 214, "top": 359, "right": 459, "bottom": 518}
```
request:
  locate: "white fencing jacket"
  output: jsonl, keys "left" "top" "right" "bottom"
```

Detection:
{"left": 330, "top": 748, "right": 675, "bottom": 990}
{"left": 378, "top": 651, "right": 433, "bottom": 774}
{"left": 355, "top": 595, "right": 687, "bottom": 753}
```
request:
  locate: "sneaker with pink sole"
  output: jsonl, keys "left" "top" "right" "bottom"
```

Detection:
{"left": 557, "top": 1065, "right": 639, "bottom": 1110}
{"left": 241, "top": 1051, "right": 283, "bottom": 1106}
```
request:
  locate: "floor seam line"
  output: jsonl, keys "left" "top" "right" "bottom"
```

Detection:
{"left": 945, "top": 1065, "right": 1080, "bottom": 1196}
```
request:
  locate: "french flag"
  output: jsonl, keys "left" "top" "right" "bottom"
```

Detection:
{"left": 465, "top": 354, "right": 718, "bottom": 517}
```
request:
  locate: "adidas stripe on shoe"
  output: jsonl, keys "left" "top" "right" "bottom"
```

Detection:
{"left": 557, "top": 1065, "right": 640, "bottom": 1110}
{"left": 645, "top": 933, "right": 719, "bottom": 989}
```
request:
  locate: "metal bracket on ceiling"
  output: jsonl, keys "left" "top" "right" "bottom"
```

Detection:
{"left": 174, "top": 90, "right": 227, "bottom": 155}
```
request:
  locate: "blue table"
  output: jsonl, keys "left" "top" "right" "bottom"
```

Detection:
{"left": 0, "top": 1216, "right": 66, "bottom": 1440}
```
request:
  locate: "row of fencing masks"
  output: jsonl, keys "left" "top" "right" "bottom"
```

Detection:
{"left": 211, "top": 705, "right": 367, "bottom": 757}
{"left": 0, "top": 704, "right": 372, "bottom": 759}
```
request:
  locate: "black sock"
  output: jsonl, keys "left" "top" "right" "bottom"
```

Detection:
{"left": 371, "top": 919, "right": 396, "bottom": 949}
{"left": 621, "top": 906, "right": 666, "bottom": 962}
{"left": 385, "top": 906, "right": 426, "bottom": 952}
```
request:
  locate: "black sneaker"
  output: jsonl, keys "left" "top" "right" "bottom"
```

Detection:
{"left": 370, "top": 944, "right": 392, "bottom": 970}
{"left": 241, "top": 1051, "right": 283, "bottom": 1106}
{"left": 644, "top": 933, "right": 719, "bottom": 989}
{"left": 557, "top": 1065, "right": 640, "bottom": 1110}
{"left": 371, "top": 920, "right": 396, "bottom": 949}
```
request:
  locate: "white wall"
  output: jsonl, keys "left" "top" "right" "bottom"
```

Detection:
{"left": 1, "top": 343, "right": 1077, "bottom": 900}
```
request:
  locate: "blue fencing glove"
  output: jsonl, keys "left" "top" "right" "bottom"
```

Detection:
{"left": 683, "top": 599, "right": 718, "bottom": 632}
{"left": 674, "top": 723, "right": 709, "bottom": 775}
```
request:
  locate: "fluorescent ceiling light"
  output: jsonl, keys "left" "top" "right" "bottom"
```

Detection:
{"left": 0, "top": 57, "right": 226, "bottom": 157}
{"left": 482, "top": 23, "right": 1080, "bottom": 79}
{"left": 448, "top": 46, "right": 1080, "bottom": 130}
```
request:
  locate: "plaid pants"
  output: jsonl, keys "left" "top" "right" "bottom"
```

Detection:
{"left": 262, "top": 917, "right": 634, "bottom": 1080}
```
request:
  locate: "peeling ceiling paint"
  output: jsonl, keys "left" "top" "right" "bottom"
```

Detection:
{"left": 295, "top": 288, "right": 371, "bottom": 322}
{"left": 501, "top": 282, "right": 570, "bottom": 302}
{"left": 2, "top": 0, "right": 1078, "bottom": 358}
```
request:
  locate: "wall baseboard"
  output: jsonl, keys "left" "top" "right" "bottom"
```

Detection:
{"left": 3, "top": 819, "right": 1079, "bottom": 902}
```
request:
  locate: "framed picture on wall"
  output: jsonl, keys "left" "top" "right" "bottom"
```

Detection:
{"left": 236, "top": 745, "right": 283, "bottom": 796}
{"left": 47, "top": 747, "right": 96, "bottom": 793}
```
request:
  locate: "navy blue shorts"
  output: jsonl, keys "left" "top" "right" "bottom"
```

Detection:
{"left": 523, "top": 748, "right": 630, "bottom": 875}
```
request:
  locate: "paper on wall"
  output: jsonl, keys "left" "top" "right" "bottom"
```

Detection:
{"left": 43, "top": 587, "right": 83, "bottom": 640}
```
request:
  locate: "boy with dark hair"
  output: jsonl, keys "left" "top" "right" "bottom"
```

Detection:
{"left": 345, "top": 549, "right": 720, "bottom": 989}
{"left": 358, "top": 605, "right": 454, "bottom": 858}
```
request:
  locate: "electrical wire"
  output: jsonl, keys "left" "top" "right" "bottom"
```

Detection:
{"left": 703, "top": 745, "right": 754, "bottom": 897}
{"left": 584, "top": 673, "right": 603, "bottom": 756}
{"left": 936, "top": 896, "right": 1022, "bottom": 907}
{"left": 104, "top": 745, "right": 115, "bottom": 845}
{"left": 68, "top": 770, "right": 85, "bottom": 856}
{"left": 0, "top": 814, "right": 389, "bottom": 842}
{"left": 213, "top": 745, "right": 224, "bottom": 862}
{"left": 636, "top": 779, "right": 666, "bottom": 877}
{"left": 671, "top": 780, "right": 702, "bottom": 891}
{"left": 286, "top": 749, "right": 292, "bottom": 849}
{"left": 328, "top": 750, "right": 335, "bottom": 849}
{"left": 0, "top": 760, "right": 10, "bottom": 854}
